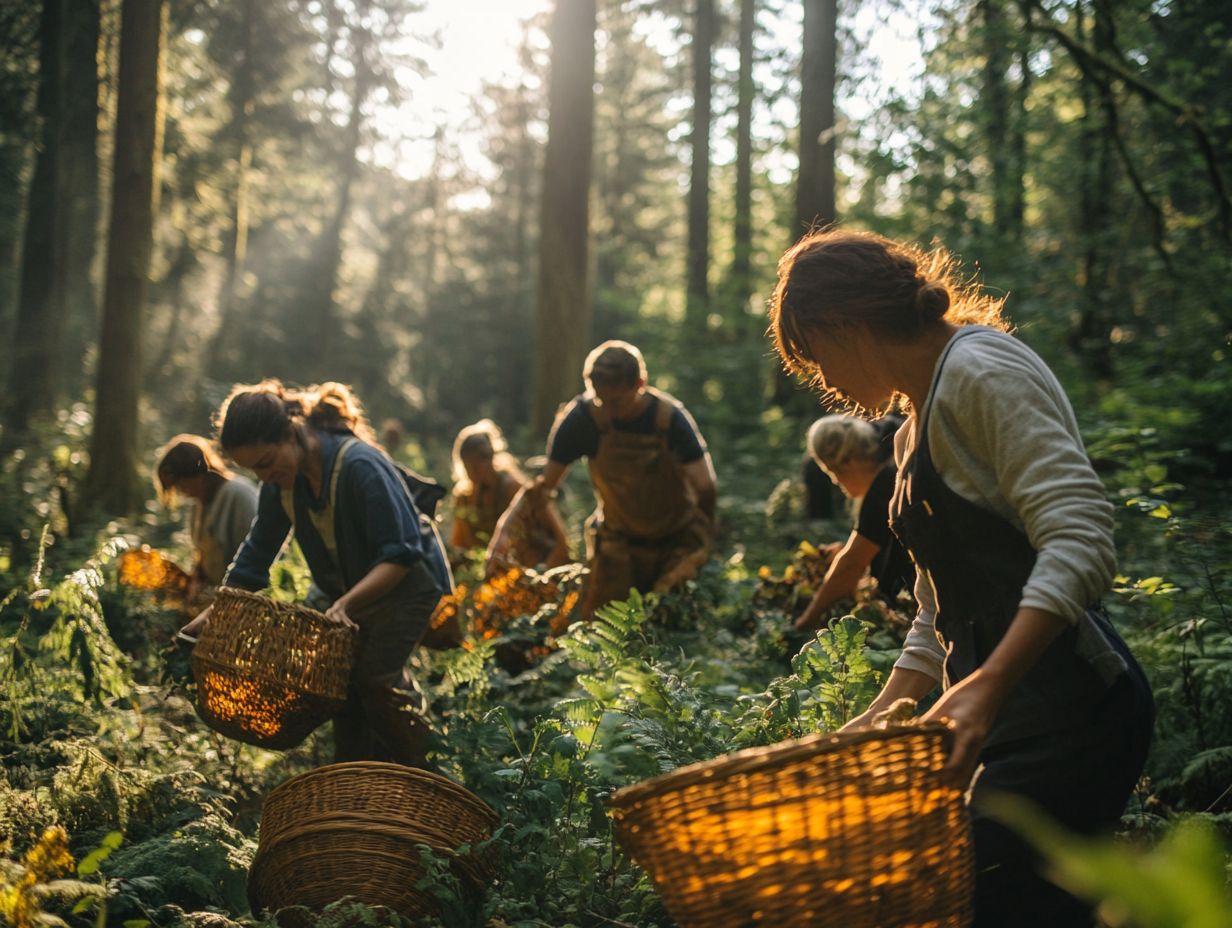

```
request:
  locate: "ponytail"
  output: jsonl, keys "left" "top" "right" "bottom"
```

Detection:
{"left": 217, "top": 379, "right": 376, "bottom": 451}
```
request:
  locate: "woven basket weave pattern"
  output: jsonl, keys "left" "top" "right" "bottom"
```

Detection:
{"left": 609, "top": 724, "right": 973, "bottom": 928}
{"left": 258, "top": 761, "right": 497, "bottom": 851}
{"left": 249, "top": 762, "right": 499, "bottom": 922}
{"left": 192, "top": 588, "right": 355, "bottom": 749}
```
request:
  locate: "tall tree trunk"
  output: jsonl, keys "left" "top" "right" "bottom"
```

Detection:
{"left": 729, "top": 0, "right": 755, "bottom": 322}
{"left": 1070, "top": 0, "right": 1115, "bottom": 380}
{"left": 1009, "top": 33, "right": 1030, "bottom": 236}
{"left": 5, "top": 0, "right": 63, "bottom": 438}
{"left": 6, "top": 0, "right": 101, "bottom": 437}
{"left": 532, "top": 0, "right": 596, "bottom": 437}
{"left": 794, "top": 0, "right": 837, "bottom": 235}
{"left": 301, "top": 0, "right": 372, "bottom": 379}
{"left": 686, "top": 0, "right": 714, "bottom": 330}
{"left": 777, "top": 0, "right": 837, "bottom": 407}
{"left": 82, "top": 0, "right": 167, "bottom": 514}
{"left": 205, "top": 0, "right": 256, "bottom": 379}
{"left": 980, "top": 0, "right": 1023, "bottom": 241}
{"left": 57, "top": 0, "right": 102, "bottom": 400}
{"left": 424, "top": 125, "right": 445, "bottom": 294}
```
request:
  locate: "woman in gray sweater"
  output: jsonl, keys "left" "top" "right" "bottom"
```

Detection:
{"left": 768, "top": 228, "right": 1153, "bottom": 928}
{"left": 155, "top": 434, "right": 258, "bottom": 592}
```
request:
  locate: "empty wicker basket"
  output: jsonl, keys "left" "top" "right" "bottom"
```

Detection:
{"left": 191, "top": 587, "right": 356, "bottom": 750}
{"left": 248, "top": 761, "right": 500, "bottom": 923}
{"left": 609, "top": 723, "right": 973, "bottom": 928}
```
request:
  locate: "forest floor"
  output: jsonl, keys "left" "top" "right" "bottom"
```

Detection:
{"left": 1, "top": 419, "right": 1230, "bottom": 927}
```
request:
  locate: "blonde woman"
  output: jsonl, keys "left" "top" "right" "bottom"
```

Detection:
{"left": 449, "top": 420, "right": 525, "bottom": 552}
{"left": 793, "top": 413, "right": 912, "bottom": 632}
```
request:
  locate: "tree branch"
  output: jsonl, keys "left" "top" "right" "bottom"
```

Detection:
{"left": 1023, "top": 0, "right": 1231, "bottom": 236}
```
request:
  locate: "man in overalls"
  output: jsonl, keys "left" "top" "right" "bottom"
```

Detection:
{"left": 539, "top": 341, "right": 717, "bottom": 619}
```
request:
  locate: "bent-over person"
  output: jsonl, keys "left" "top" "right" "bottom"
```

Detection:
{"left": 181, "top": 380, "right": 452, "bottom": 769}
{"left": 155, "top": 434, "right": 258, "bottom": 593}
{"left": 540, "top": 341, "right": 717, "bottom": 619}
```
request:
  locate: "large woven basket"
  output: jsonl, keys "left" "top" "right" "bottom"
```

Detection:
{"left": 248, "top": 762, "right": 500, "bottom": 923}
{"left": 608, "top": 723, "right": 973, "bottom": 928}
{"left": 191, "top": 588, "right": 356, "bottom": 750}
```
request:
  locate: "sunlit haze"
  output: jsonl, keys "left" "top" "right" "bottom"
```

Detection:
{"left": 370, "top": 0, "right": 925, "bottom": 199}
{"left": 369, "top": 0, "right": 551, "bottom": 184}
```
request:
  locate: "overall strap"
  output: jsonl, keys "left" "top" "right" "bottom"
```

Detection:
{"left": 913, "top": 328, "right": 981, "bottom": 471}
{"left": 586, "top": 396, "right": 613, "bottom": 434}
{"left": 327, "top": 437, "right": 360, "bottom": 510}
{"left": 646, "top": 387, "right": 675, "bottom": 434}
{"left": 279, "top": 437, "right": 359, "bottom": 535}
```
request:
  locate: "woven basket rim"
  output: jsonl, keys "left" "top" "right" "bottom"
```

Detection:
{"left": 263, "top": 761, "right": 499, "bottom": 825}
{"left": 212, "top": 585, "right": 342, "bottom": 631}
{"left": 259, "top": 814, "right": 487, "bottom": 854}
{"left": 190, "top": 652, "right": 352, "bottom": 699}
{"left": 608, "top": 721, "right": 951, "bottom": 810}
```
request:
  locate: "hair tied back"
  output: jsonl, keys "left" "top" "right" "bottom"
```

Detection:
{"left": 913, "top": 279, "right": 950, "bottom": 323}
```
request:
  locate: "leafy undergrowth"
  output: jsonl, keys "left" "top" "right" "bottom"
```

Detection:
{"left": 1, "top": 460, "right": 1230, "bottom": 926}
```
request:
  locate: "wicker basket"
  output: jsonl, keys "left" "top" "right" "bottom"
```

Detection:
{"left": 423, "top": 591, "right": 465, "bottom": 651}
{"left": 608, "top": 723, "right": 973, "bottom": 928}
{"left": 118, "top": 546, "right": 190, "bottom": 594}
{"left": 248, "top": 762, "right": 500, "bottom": 923}
{"left": 191, "top": 588, "right": 356, "bottom": 750}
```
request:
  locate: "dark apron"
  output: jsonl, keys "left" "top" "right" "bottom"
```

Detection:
{"left": 889, "top": 329, "right": 1153, "bottom": 927}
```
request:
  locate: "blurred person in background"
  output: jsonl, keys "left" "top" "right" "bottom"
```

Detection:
{"left": 155, "top": 434, "right": 258, "bottom": 594}
{"left": 538, "top": 341, "right": 717, "bottom": 619}
{"left": 792, "top": 413, "right": 913, "bottom": 633}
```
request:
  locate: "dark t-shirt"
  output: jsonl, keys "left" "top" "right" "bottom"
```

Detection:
{"left": 855, "top": 464, "right": 915, "bottom": 600}
{"left": 548, "top": 394, "right": 707, "bottom": 466}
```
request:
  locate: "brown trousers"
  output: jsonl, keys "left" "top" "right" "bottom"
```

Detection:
{"left": 332, "top": 561, "right": 440, "bottom": 768}
{"left": 582, "top": 513, "right": 711, "bottom": 619}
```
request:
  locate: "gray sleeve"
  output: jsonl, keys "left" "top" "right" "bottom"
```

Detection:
{"left": 890, "top": 425, "right": 946, "bottom": 682}
{"left": 894, "top": 571, "right": 946, "bottom": 682}
{"left": 930, "top": 335, "right": 1116, "bottom": 623}
{"left": 211, "top": 477, "right": 260, "bottom": 562}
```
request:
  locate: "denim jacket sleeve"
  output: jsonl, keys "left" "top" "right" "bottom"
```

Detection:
{"left": 340, "top": 455, "right": 425, "bottom": 575}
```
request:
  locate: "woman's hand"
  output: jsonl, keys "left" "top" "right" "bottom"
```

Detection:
{"left": 920, "top": 606, "right": 1069, "bottom": 786}
{"left": 793, "top": 605, "right": 823, "bottom": 634}
{"left": 840, "top": 706, "right": 880, "bottom": 732}
{"left": 179, "top": 605, "right": 212, "bottom": 639}
{"left": 920, "top": 669, "right": 1006, "bottom": 786}
{"left": 839, "top": 666, "right": 938, "bottom": 733}
{"left": 324, "top": 599, "right": 359, "bottom": 630}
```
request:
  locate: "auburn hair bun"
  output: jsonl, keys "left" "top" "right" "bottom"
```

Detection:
{"left": 914, "top": 280, "right": 950, "bottom": 322}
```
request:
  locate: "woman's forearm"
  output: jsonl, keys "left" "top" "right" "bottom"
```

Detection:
{"left": 975, "top": 605, "right": 1069, "bottom": 701}
{"left": 811, "top": 554, "right": 866, "bottom": 613}
{"left": 869, "top": 666, "right": 938, "bottom": 711}
{"left": 336, "top": 561, "right": 409, "bottom": 614}
{"left": 796, "top": 532, "right": 878, "bottom": 629}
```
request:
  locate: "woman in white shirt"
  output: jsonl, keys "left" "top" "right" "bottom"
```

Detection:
{"left": 768, "top": 228, "right": 1153, "bottom": 928}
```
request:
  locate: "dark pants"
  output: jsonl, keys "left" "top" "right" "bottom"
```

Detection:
{"left": 969, "top": 646, "right": 1154, "bottom": 927}
{"left": 332, "top": 561, "right": 441, "bottom": 769}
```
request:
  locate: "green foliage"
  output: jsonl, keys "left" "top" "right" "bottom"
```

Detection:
{"left": 0, "top": 532, "right": 132, "bottom": 742}
{"left": 991, "top": 796, "right": 1232, "bottom": 928}
{"left": 103, "top": 813, "right": 255, "bottom": 916}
